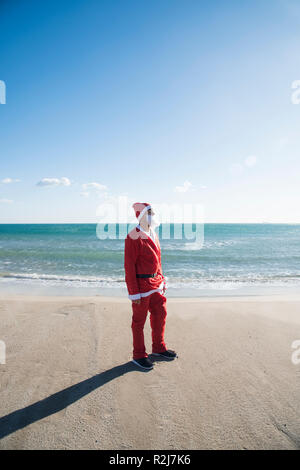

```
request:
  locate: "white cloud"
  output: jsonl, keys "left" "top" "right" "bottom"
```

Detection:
{"left": 244, "top": 155, "right": 257, "bottom": 167}
{"left": 174, "top": 180, "right": 193, "bottom": 193}
{"left": 1, "top": 178, "right": 20, "bottom": 184}
{"left": 80, "top": 192, "right": 89, "bottom": 198}
{"left": 37, "top": 177, "right": 71, "bottom": 187}
{"left": 82, "top": 182, "right": 107, "bottom": 191}
{"left": 0, "top": 198, "right": 13, "bottom": 203}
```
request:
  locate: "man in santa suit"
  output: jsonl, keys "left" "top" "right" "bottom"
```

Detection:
{"left": 124, "top": 202, "right": 177, "bottom": 370}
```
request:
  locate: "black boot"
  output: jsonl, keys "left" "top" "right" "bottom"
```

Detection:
{"left": 152, "top": 349, "right": 177, "bottom": 360}
{"left": 132, "top": 357, "right": 154, "bottom": 369}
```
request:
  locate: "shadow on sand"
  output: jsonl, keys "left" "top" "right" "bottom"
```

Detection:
{"left": 0, "top": 361, "right": 151, "bottom": 440}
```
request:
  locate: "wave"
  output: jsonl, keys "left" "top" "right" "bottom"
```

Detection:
{"left": 161, "top": 239, "right": 240, "bottom": 251}
{"left": 0, "top": 272, "right": 125, "bottom": 284}
{"left": 1, "top": 271, "right": 300, "bottom": 290}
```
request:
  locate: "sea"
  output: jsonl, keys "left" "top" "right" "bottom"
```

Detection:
{"left": 0, "top": 223, "right": 300, "bottom": 297}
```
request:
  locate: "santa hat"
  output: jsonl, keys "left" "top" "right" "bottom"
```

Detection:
{"left": 132, "top": 202, "right": 151, "bottom": 221}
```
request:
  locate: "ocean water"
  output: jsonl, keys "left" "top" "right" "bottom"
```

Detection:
{"left": 0, "top": 223, "right": 300, "bottom": 297}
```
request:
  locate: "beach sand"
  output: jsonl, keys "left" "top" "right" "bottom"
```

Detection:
{"left": 0, "top": 293, "right": 299, "bottom": 450}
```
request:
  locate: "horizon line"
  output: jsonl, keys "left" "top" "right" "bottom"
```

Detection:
{"left": 1, "top": 221, "right": 300, "bottom": 225}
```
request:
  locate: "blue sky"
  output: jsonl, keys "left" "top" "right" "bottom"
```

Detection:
{"left": 1, "top": 0, "right": 300, "bottom": 223}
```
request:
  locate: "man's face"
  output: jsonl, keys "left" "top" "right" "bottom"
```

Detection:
{"left": 147, "top": 208, "right": 155, "bottom": 224}
{"left": 140, "top": 208, "right": 154, "bottom": 227}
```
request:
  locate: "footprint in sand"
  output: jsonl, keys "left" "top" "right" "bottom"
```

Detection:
{"left": 57, "top": 304, "right": 95, "bottom": 316}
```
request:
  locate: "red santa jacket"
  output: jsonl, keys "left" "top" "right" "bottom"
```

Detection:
{"left": 124, "top": 225, "right": 166, "bottom": 300}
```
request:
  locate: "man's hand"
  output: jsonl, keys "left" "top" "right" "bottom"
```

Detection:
{"left": 132, "top": 299, "right": 141, "bottom": 305}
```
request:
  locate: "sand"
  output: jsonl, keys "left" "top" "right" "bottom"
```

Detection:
{"left": 0, "top": 293, "right": 299, "bottom": 450}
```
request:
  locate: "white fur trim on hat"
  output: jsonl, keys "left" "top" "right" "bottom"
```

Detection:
{"left": 137, "top": 204, "right": 151, "bottom": 221}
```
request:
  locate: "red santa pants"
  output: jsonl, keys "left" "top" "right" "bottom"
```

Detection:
{"left": 131, "top": 292, "right": 167, "bottom": 360}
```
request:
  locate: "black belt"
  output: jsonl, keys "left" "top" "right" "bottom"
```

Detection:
{"left": 136, "top": 273, "right": 157, "bottom": 278}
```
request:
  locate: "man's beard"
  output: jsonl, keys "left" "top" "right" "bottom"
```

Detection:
{"left": 148, "top": 214, "right": 160, "bottom": 228}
